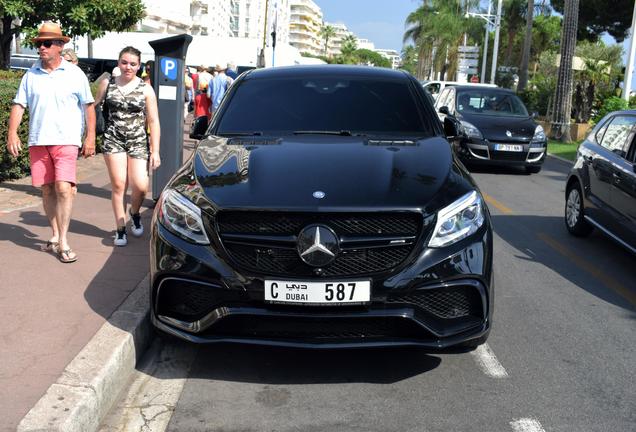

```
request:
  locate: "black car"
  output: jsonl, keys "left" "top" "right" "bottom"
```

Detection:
{"left": 565, "top": 110, "right": 636, "bottom": 254}
{"left": 435, "top": 85, "right": 547, "bottom": 173}
{"left": 150, "top": 65, "right": 494, "bottom": 349}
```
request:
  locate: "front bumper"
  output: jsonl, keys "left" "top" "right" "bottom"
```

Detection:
{"left": 150, "top": 220, "right": 494, "bottom": 349}
{"left": 456, "top": 137, "right": 546, "bottom": 167}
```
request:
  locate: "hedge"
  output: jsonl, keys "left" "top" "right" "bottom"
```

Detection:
{"left": 0, "top": 70, "right": 104, "bottom": 182}
{"left": 0, "top": 70, "right": 30, "bottom": 182}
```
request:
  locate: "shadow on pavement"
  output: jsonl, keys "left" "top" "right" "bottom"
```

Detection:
{"left": 186, "top": 343, "right": 442, "bottom": 385}
{"left": 491, "top": 213, "right": 636, "bottom": 314}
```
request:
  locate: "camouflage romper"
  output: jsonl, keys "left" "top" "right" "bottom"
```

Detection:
{"left": 102, "top": 78, "right": 149, "bottom": 159}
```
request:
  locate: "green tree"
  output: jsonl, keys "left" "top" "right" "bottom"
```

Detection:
{"left": 354, "top": 49, "right": 391, "bottom": 68}
{"left": 551, "top": 0, "right": 633, "bottom": 42}
{"left": 318, "top": 24, "right": 336, "bottom": 57}
{"left": 338, "top": 34, "right": 358, "bottom": 63}
{"left": 0, "top": 0, "right": 145, "bottom": 69}
{"left": 400, "top": 45, "right": 418, "bottom": 75}
{"left": 403, "top": 0, "right": 481, "bottom": 80}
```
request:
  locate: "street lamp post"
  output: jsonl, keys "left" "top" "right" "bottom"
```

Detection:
{"left": 622, "top": 1, "right": 636, "bottom": 101}
{"left": 466, "top": 0, "right": 502, "bottom": 85}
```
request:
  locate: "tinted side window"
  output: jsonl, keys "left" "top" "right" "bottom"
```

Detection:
{"left": 599, "top": 115, "right": 636, "bottom": 155}
{"left": 217, "top": 76, "right": 431, "bottom": 136}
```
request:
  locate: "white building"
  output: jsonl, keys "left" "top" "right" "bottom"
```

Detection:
{"left": 289, "top": 0, "right": 323, "bottom": 57}
{"left": 375, "top": 48, "right": 401, "bottom": 69}
{"left": 356, "top": 38, "right": 375, "bottom": 51}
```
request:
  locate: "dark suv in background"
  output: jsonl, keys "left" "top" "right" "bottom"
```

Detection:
{"left": 435, "top": 85, "right": 546, "bottom": 173}
{"left": 565, "top": 110, "right": 636, "bottom": 254}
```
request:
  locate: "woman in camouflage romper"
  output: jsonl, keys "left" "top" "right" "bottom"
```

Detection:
{"left": 95, "top": 46, "right": 161, "bottom": 246}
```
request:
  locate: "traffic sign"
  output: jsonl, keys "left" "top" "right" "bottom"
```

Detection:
{"left": 459, "top": 58, "right": 479, "bottom": 67}
{"left": 160, "top": 57, "right": 178, "bottom": 80}
{"left": 458, "top": 45, "right": 480, "bottom": 53}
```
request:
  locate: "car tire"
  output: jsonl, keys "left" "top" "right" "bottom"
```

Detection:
{"left": 525, "top": 165, "right": 541, "bottom": 174}
{"left": 565, "top": 182, "right": 593, "bottom": 237}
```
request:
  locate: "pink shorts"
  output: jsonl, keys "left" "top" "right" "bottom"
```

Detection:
{"left": 29, "top": 145, "right": 78, "bottom": 187}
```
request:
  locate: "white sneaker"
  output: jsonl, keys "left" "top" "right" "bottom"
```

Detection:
{"left": 130, "top": 211, "right": 144, "bottom": 237}
{"left": 114, "top": 228, "right": 128, "bottom": 246}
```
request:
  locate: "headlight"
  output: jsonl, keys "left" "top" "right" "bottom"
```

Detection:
{"left": 158, "top": 189, "right": 210, "bottom": 245}
{"left": 429, "top": 191, "right": 485, "bottom": 248}
{"left": 460, "top": 120, "right": 483, "bottom": 139}
{"left": 531, "top": 125, "right": 546, "bottom": 142}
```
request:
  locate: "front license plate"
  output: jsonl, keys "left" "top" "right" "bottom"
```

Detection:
{"left": 494, "top": 144, "right": 523, "bottom": 152}
{"left": 265, "top": 280, "right": 371, "bottom": 305}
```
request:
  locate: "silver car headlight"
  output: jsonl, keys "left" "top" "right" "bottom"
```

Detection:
{"left": 531, "top": 125, "right": 546, "bottom": 142}
{"left": 460, "top": 120, "right": 483, "bottom": 139}
{"left": 158, "top": 189, "right": 210, "bottom": 245}
{"left": 429, "top": 191, "right": 485, "bottom": 248}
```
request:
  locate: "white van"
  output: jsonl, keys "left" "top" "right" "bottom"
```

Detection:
{"left": 420, "top": 80, "right": 497, "bottom": 100}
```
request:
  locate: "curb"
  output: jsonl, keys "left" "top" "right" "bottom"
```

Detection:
{"left": 17, "top": 274, "right": 153, "bottom": 432}
{"left": 547, "top": 153, "right": 575, "bottom": 165}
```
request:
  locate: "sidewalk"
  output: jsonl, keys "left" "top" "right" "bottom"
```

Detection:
{"left": 0, "top": 153, "right": 154, "bottom": 431}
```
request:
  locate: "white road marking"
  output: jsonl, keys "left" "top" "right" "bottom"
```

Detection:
{"left": 470, "top": 343, "right": 509, "bottom": 378}
{"left": 510, "top": 418, "right": 546, "bottom": 432}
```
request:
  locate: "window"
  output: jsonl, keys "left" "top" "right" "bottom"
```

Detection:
{"left": 217, "top": 76, "right": 432, "bottom": 136}
{"left": 436, "top": 89, "right": 451, "bottom": 110}
{"left": 455, "top": 90, "right": 529, "bottom": 117}
{"left": 599, "top": 115, "right": 636, "bottom": 156}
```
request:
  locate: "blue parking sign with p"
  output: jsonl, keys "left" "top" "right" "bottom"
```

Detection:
{"left": 161, "top": 57, "right": 178, "bottom": 80}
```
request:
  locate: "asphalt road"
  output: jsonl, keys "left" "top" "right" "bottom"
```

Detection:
{"left": 101, "top": 156, "right": 636, "bottom": 432}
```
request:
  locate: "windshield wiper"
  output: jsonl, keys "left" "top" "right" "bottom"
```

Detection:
{"left": 293, "top": 130, "right": 355, "bottom": 136}
{"left": 219, "top": 131, "right": 263, "bottom": 136}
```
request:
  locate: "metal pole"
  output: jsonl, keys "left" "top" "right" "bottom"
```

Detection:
{"left": 481, "top": 0, "right": 492, "bottom": 83}
{"left": 622, "top": 0, "right": 636, "bottom": 101}
{"left": 490, "top": 0, "right": 503, "bottom": 84}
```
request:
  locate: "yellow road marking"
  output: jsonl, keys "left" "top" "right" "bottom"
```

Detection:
{"left": 483, "top": 193, "right": 514, "bottom": 215}
{"left": 538, "top": 232, "right": 636, "bottom": 308}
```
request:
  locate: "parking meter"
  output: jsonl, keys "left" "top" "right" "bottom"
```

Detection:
{"left": 149, "top": 34, "right": 193, "bottom": 199}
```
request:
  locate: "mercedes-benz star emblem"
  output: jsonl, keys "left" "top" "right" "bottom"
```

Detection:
{"left": 505, "top": 130, "right": 513, "bottom": 137}
{"left": 297, "top": 225, "right": 339, "bottom": 267}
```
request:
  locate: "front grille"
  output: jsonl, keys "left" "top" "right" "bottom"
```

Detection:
{"left": 217, "top": 212, "right": 425, "bottom": 277}
{"left": 387, "top": 286, "right": 482, "bottom": 319}
{"left": 208, "top": 315, "right": 429, "bottom": 340}
{"left": 218, "top": 212, "right": 420, "bottom": 236}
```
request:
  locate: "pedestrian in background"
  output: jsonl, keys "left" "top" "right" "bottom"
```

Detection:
{"left": 208, "top": 64, "right": 234, "bottom": 117}
{"left": 61, "top": 48, "right": 78, "bottom": 65}
{"left": 142, "top": 60, "right": 153, "bottom": 85}
{"left": 94, "top": 46, "right": 161, "bottom": 247}
{"left": 226, "top": 62, "right": 238, "bottom": 80}
{"left": 194, "top": 65, "right": 212, "bottom": 121}
{"left": 6, "top": 22, "right": 96, "bottom": 263}
{"left": 184, "top": 68, "right": 193, "bottom": 118}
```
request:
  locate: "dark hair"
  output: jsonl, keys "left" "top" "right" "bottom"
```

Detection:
{"left": 119, "top": 46, "right": 141, "bottom": 62}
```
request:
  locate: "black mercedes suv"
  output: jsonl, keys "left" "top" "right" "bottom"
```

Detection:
{"left": 150, "top": 65, "right": 494, "bottom": 348}
{"left": 565, "top": 110, "right": 636, "bottom": 254}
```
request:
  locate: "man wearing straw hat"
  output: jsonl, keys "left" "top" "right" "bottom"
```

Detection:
{"left": 6, "top": 22, "right": 96, "bottom": 263}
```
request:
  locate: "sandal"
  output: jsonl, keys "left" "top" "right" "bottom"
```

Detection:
{"left": 58, "top": 248, "right": 78, "bottom": 263}
{"left": 42, "top": 241, "right": 59, "bottom": 253}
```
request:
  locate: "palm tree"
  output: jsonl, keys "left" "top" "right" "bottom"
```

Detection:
{"left": 319, "top": 24, "right": 337, "bottom": 57}
{"left": 339, "top": 34, "right": 358, "bottom": 64}
{"left": 518, "top": 0, "right": 534, "bottom": 91}
{"left": 550, "top": 0, "right": 580, "bottom": 142}
{"left": 404, "top": 1, "right": 482, "bottom": 80}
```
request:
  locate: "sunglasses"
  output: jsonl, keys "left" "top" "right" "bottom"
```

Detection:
{"left": 36, "top": 40, "right": 61, "bottom": 48}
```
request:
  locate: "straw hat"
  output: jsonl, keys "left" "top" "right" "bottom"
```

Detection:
{"left": 34, "top": 22, "right": 71, "bottom": 43}
{"left": 214, "top": 64, "right": 226, "bottom": 72}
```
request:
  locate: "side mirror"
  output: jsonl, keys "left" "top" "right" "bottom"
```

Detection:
{"left": 443, "top": 117, "right": 459, "bottom": 138}
{"left": 439, "top": 106, "right": 450, "bottom": 115}
{"left": 189, "top": 116, "right": 208, "bottom": 140}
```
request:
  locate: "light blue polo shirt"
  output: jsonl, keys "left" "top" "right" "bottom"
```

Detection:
{"left": 13, "top": 59, "right": 94, "bottom": 147}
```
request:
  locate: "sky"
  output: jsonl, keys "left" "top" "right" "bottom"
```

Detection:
{"left": 316, "top": 0, "right": 421, "bottom": 53}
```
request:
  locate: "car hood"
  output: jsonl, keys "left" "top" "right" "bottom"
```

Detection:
{"left": 459, "top": 112, "right": 537, "bottom": 142}
{"left": 191, "top": 135, "right": 458, "bottom": 210}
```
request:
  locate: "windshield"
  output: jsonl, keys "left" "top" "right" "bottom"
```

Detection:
{"left": 216, "top": 75, "right": 432, "bottom": 137}
{"left": 456, "top": 90, "right": 529, "bottom": 117}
